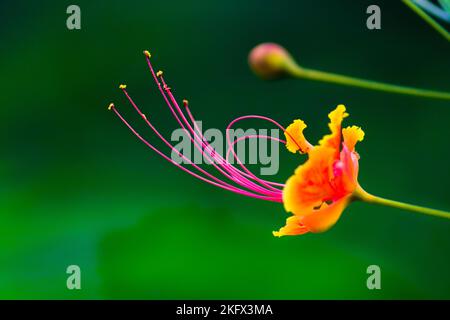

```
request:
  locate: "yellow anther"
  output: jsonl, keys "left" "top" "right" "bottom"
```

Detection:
{"left": 119, "top": 84, "right": 127, "bottom": 90}
{"left": 108, "top": 103, "right": 114, "bottom": 110}
{"left": 156, "top": 70, "right": 163, "bottom": 77}
{"left": 183, "top": 99, "right": 189, "bottom": 106}
{"left": 143, "top": 50, "right": 151, "bottom": 58}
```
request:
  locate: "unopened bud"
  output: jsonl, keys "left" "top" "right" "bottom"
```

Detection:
{"left": 248, "top": 43, "right": 298, "bottom": 80}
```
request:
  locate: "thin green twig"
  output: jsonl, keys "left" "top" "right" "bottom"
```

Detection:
{"left": 403, "top": 0, "right": 450, "bottom": 41}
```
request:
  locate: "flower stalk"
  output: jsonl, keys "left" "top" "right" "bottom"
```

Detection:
{"left": 287, "top": 65, "right": 450, "bottom": 100}
{"left": 403, "top": 0, "right": 450, "bottom": 41}
{"left": 249, "top": 43, "right": 450, "bottom": 100}
{"left": 353, "top": 185, "right": 450, "bottom": 220}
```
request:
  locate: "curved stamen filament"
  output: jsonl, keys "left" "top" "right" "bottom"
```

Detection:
{"left": 119, "top": 87, "right": 248, "bottom": 190}
{"left": 110, "top": 104, "right": 283, "bottom": 202}
{"left": 225, "top": 134, "right": 287, "bottom": 187}
{"left": 182, "top": 100, "right": 283, "bottom": 193}
{"left": 158, "top": 75, "right": 280, "bottom": 196}
{"left": 183, "top": 105, "right": 286, "bottom": 188}
{"left": 225, "top": 135, "right": 286, "bottom": 161}
{"left": 144, "top": 54, "right": 282, "bottom": 197}
{"left": 109, "top": 51, "right": 289, "bottom": 202}
{"left": 142, "top": 67, "right": 244, "bottom": 186}
{"left": 225, "top": 115, "right": 309, "bottom": 191}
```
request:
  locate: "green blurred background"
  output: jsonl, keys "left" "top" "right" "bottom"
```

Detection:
{"left": 1, "top": 0, "right": 449, "bottom": 299}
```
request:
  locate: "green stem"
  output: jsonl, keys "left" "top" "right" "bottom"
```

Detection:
{"left": 285, "top": 64, "right": 450, "bottom": 100}
{"left": 354, "top": 186, "right": 450, "bottom": 220}
{"left": 403, "top": 0, "right": 450, "bottom": 42}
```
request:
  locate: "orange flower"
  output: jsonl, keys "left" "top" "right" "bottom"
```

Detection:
{"left": 110, "top": 51, "right": 449, "bottom": 239}
{"left": 274, "top": 104, "right": 365, "bottom": 236}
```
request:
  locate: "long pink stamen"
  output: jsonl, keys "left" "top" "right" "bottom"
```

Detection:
{"left": 109, "top": 51, "right": 288, "bottom": 202}
{"left": 144, "top": 57, "right": 228, "bottom": 170}
{"left": 147, "top": 60, "right": 281, "bottom": 197}
{"left": 225, "top": 134, "right": 287, "bottom": 186}
{"left": 109, "top": 104, "right": 282, "bottom": 202}
{"left": 119, "top": 87, "right": 255, "bottom": 191}
{"left": 181, "top": 101, "right": 283, "bottom": 194}
{"left": 225, "top": 115, "right": 312, "bottom": 187}
{"left": 163, "top": 80, "right": 281, "bottom": 196}
{"left": 184, "top": 104, "right": 285, "bottom": 190}
{"left": 142, "top": 62, "right": 242, "bottom": 186}
{"left": 225, "top": 135, "right": 286, "bottom": 161}
{"left": 226, "top": 116, "right": 293, "bottom": 191}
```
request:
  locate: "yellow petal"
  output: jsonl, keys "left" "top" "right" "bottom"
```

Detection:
{"left": 284, "top": 119, "right": 311, "bottom": 154}
{"left": 319, "top": 104, "right": 348, "bottom": 152}
{"left": 342, "top": 125, "right": 365, "bottom": 151}
{"left": 273, "top": 215, "right": 309, "bottom": 237}
{"left": 328, "top": 104, "right": 348, "bottom": 131}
